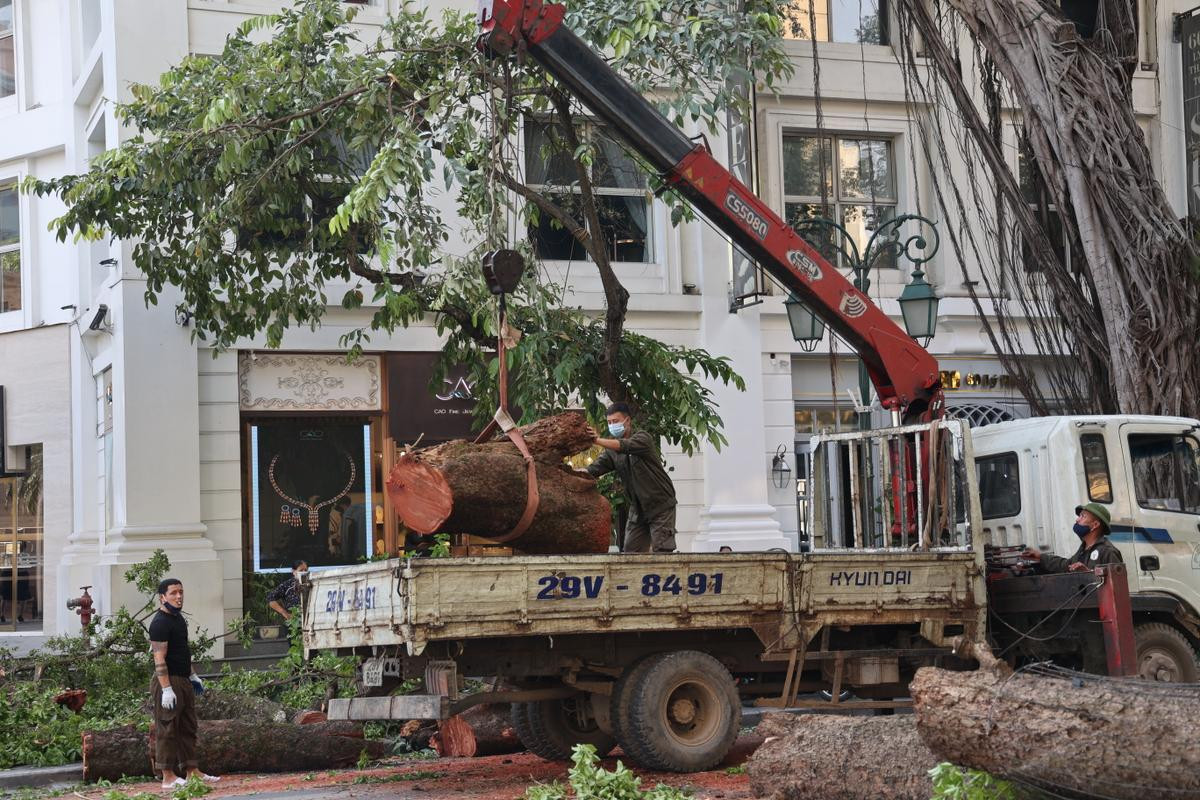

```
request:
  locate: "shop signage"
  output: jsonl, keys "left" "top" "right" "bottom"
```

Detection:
{"left": 388, "top": 353, "right": 483, "bottom": 444}
{"left": 939, "top": 370, "right": 1015, "bottom": 391}
{"left": 238, "top": 353, "right": 382, "bottom": 411}
{"left": 1181, "top": 12, "right": 1200, "bottom": 218}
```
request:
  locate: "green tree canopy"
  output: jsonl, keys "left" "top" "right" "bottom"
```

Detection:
{"left": 29, "top": 0, "right": 792, "bottom": 453}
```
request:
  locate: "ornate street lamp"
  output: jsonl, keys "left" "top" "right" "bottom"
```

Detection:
{"left": 898, "top": 266, "right": 939, "bottom": 347}
{"left": 789, "top": 213, "right": 941, "bottom": 428}
{"left": 784, "top": 292, "right": 825, "bottom": 352}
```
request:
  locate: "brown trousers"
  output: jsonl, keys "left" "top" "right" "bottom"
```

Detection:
{"left": 622, "top": 507, "right": 677, "bottom": 553}
{"left": 150, "top": 675, "right": 198, "bottom": 774}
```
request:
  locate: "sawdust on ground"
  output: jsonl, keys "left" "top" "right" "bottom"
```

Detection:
{"left": 72, "top": 735, "right": 763, "bottom": 800}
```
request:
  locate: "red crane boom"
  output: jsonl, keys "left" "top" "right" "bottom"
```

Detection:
{"left": 478, "top": 0, "right": 943, "bottom": 420}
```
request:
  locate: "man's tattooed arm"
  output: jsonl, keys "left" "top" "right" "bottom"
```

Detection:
{"left": 151, "top": 641, "right": 170, "bottom": 688}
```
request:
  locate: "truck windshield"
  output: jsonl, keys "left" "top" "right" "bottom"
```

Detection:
{"left": 976, "top": 453, "right": 1020, "bottom": 519}
{"left": 1128, "top": 433, "right": 1200, "bottom": 514}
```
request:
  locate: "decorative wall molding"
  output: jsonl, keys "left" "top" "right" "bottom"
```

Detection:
{"left": 238, "top": 353, "right": 381, "bottom": 411}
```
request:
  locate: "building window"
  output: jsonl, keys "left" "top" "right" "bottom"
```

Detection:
{"left": 976, "top": 453, "right": 1020, "bottom": 520}
{"left": 525, "top": 119, "right": 651, "bottom": 263}
{"left": 1018, "top": 138, "right": 1077, "bottom": 273}
{"left": 0, "top": 182, "right": 20, "bottom": 313}
{"left": 0, "top": 0, "right": 14, "bottom": 100}
{"left": 795, "top": 405, "right": 858, "bottom": 434}
{"left": 783, "top": 0, "right": 889, "bottom": 45}
{"left": 782, "top": 133, "right": 897, "bottom": 269}
{"left": 1, "top": 445, "right": 43, "bottom": 632}
{"left": 1129, "top": 433, "right": 1200, "bottom": 514}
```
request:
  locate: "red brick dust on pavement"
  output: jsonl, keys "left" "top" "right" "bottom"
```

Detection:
{"left": 71, "top": 734, "right": 763, "bottom": 800}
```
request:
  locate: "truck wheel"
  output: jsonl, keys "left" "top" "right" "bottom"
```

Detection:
{"left": 510, "top": 703, "right": 542, "bottom": 756}
{"left": 625, "top": 651, "right": 740, "bottom": 772}
{"left": 1135, "top": 623, "right": 1199, "bottom": 683}
{"left": 523, "top": 693, "right": 616, "bottom": 761}
{"left": 609, "top": 654, "right": 661, "bottom": 767}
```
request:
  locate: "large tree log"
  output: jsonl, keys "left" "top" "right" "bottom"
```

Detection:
{"left": 389, "top": 411, "right": 611, "bottom": 554}
{"left": 746, "top": 713, "right": 937, "bottom": 800}
{"left": 430, "top": 704, "right": 521, "bottom": 757}
{"left": 82, "top": 720, "right": 388, "bottom": 782}
{"left": 911, "top": 665, "right": 1200, "bottom": 798}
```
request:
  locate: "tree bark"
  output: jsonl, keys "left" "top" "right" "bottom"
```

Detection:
{"left": 746, "top": 713, "right": 937, "bottom": 800}
{"left": 910, "top": 665, "right": 1200, "bottom": 798}
{"left": 389, "top": 411, "right": 612, "bottom": 554}
{"left": 897, "top": 0, "right": 1200, "bottom": 418}
{"left": 82, "top": 720, "right": 388, "bottom": 783}
{"left": 430, "top": 705, "right": 521, "bottom": 758}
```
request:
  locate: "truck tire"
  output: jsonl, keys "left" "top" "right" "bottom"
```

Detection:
{"left": 522, "top": 693, "right": 616, "bottom": 761}
{"left": 609, "top": 654, "right": 661, "bottom": 767}
{"left": 510, "top": 703, "right": 543, "bottom": 757}
{"left": 624, "top": 650, "right": 740, "bottom": 772}
{"left": 1135, "top": 623, "right": 1199, "bottom": 683}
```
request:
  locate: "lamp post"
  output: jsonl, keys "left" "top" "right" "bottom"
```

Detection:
{"left": 788, "top": 214, "right": 941, "bottom": 429}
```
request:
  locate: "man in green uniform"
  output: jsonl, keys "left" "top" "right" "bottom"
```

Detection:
{"left": 1023, "top": 502, "right": 1123, "bottom": 573}
{"left": 588, "top": 402, "right": 677, "bottom": 553}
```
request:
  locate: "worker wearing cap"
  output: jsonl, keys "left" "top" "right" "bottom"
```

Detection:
{"left": 1023, "top": 502, "right": 1123, "bottom": 573}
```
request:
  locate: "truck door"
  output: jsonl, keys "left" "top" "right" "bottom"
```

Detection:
{"left": 1118, "top": 424, "right": 1200, "bottom": 615}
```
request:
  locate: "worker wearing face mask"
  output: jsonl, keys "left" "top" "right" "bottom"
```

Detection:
{"left": 587, "top": 401, "right": 677, "bottom": 553}
{"left": 1022, "top": 503, "right": 1123, "bottom": 573}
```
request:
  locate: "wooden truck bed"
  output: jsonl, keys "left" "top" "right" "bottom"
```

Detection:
{"left": 302, "top": 550, "right": 983, "bottom": 658}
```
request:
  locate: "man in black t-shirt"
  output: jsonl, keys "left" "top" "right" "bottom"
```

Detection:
{"left": 148, "top": 578, "right": 220, "bottom": 789}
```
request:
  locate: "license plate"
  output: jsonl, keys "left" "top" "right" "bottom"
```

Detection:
{"left": 362, "top": 658, "right": 384, "bottom": 687}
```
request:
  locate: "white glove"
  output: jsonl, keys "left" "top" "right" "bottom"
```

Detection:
{"left": 161, "top": 685, "right": 177, "bottom": 710}
{"left": 189, "top": 672, "right": 205, "bottom": 695}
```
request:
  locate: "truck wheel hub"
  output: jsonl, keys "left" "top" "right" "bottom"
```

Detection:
{"left": 1140, "top": 651, "right": 1179, "bottom": 682}
{"left": 669, "top": 698, "right": 697, "bottom": 725}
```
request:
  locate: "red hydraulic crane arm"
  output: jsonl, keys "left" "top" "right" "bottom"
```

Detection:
{"left": 478, "top": 0, "right": 942, "bottom": 420}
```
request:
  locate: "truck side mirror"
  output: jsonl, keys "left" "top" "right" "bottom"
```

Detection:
{"left": 1139, "top": 555, "right": 1160, "bottom": 572}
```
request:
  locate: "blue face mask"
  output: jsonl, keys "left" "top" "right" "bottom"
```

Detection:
{"left": 608, "top": 422, "right": 626, "bottom": 438}
{"left": 1072, "top": 522, "right": 1091, "bottom": 538}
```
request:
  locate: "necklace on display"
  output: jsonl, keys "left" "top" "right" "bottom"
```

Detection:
{"left": 268, "top": 454, "right": 357, "bottom": 534}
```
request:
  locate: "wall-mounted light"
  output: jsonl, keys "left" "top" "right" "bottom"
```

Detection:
{"left": 87, "top": 304, "right": 110, "bottom": 332}
{"left": 770, "top": 444, "right": 792, "bottom": 489}
{"left": 175, "top": 306, "right": 194, "bottom": 327}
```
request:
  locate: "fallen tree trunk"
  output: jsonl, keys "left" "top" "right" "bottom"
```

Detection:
{"left": 388, "top": 411, "right": 611, "bottom": 554}
{"left": 430, "top": 704, "right": 520, "bottom": 758}
{"left": 911, "top": 665, "right": 1200, "bottom": 798}
{"left": 82, "top": 720, "right": 388, "bottom": 782}
{"left": 139, "top": 691, "right": 292, "bottom": 722}
{"left": 747, "top": 713, "right": 937, "bottom": 800}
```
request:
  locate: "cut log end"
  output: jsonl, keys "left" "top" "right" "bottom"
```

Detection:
{"left": 387, "top": 456, "right": 453, "bottom": 534}
{"left": 431, "top": 705, "right": 520, "bottom": 758}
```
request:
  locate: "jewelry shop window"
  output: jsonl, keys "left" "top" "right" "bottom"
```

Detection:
{"left": 249, "top": 420, "right": 375, "bottom": 572}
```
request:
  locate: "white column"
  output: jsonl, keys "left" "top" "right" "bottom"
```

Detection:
{"left": 88, "top": 0, "right": 225, "bottom": 652}
{"left": 686, "top": 222, "right": 788, "bottom": 552}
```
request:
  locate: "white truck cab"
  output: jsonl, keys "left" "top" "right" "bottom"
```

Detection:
{"left": 970, "top": 415, "right": 1200, "bottom": 680}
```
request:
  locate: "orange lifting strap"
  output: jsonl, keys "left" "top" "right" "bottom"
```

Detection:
{"left": 472, "top": 250, "right": 540, "bottom": 542}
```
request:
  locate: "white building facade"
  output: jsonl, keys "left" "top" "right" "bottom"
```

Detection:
{"left": 0, "top": 0, "right": 1186, "bottom": 654}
